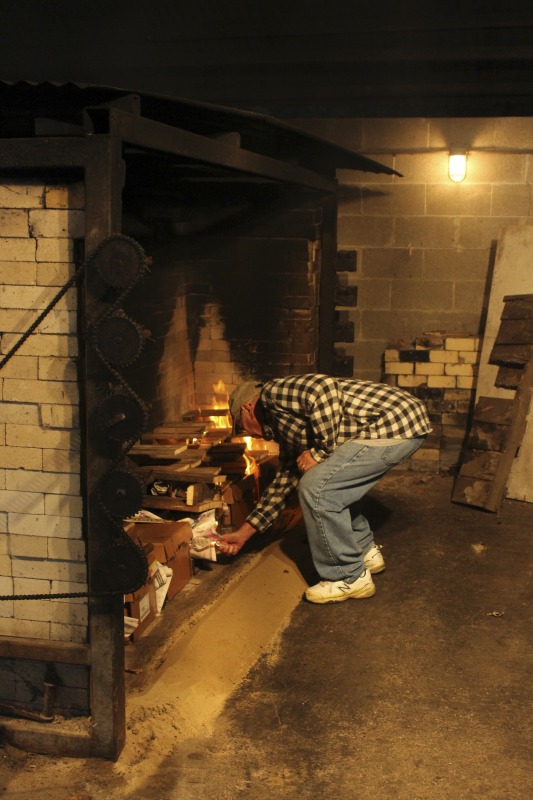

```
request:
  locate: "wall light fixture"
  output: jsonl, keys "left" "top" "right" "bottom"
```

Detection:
{"left": 448, "top": 148, "right": 468, "bottom": 183}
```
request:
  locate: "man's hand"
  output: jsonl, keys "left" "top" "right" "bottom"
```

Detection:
{"left": 297, "top": 449, "right": 319, "bottom": 475}
{"left": 218, "top": 522, "right": 257, "bottom": 556}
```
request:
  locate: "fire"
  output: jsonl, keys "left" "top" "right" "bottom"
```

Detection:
{"left": 243, "top": 452, "right": 259, "bottom": 479}
{"left": 205, "top": 379, "right": 257, "bottom": 479}
{"left": 209, "top": 379, "right": 231, "bottom": 429}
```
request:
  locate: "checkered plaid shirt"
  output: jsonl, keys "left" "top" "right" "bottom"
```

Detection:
{"left": 247, "top": 373, "right": 431, "bottom": 532}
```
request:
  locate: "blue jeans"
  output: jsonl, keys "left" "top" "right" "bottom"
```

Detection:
{"left": 298, "top": 438, "right": 426, "bottom": 583}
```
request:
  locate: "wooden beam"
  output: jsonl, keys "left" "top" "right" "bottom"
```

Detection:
{"left": 95, "top": 107, "right": 337, "bottom": 193}
{"left": 0, "top": 724, "right": 93, "bottom": 759}
{"left": 0, "top": 637, "right": 90, "bottom": 665}
{"left": 318, "top": 194, "right": 338, "bottom": 374}
{"left": 83, "top": 137, "right": 127, "bottom": 760}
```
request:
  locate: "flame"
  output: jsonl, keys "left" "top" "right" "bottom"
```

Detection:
{"left": 212, "top": 379, "right": 227, "bottom": 401}
{"left": 244, "top": 452, "right": 259, "bottom": 479}
{"left": 210, "top": 412, "right": 231, "bottom": 428}
{"left": 209, "top": 379, "right": 231, "bottom": 429}
{"left": 206, "top": 381, "right": 260, "bottom": 478}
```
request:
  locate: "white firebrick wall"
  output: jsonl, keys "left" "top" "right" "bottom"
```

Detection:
{"left": 0, "top": 181, "right": 88, "bottom": 642}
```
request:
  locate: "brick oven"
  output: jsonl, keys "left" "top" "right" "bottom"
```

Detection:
{"left": 0, "top": 81, "right": 396, "bottom": 758}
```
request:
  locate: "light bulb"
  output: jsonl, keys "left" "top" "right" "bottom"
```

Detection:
{"left": 449, "top": 150, "right": 467, "bottom": 183}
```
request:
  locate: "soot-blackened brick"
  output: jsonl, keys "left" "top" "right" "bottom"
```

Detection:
{"left": 336, "top": 250, "right": 357, "bottom": 272}
{"left": 399, "top": 349, "right": 430, "bottom": 362}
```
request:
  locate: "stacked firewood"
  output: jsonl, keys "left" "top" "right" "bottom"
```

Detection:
{"left": 125, "top": 414, "right": 251, "bottom": 516}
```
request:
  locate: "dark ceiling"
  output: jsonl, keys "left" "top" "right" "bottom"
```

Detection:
{"left": 1, "top": 2, "right": 533, "bottom": 117}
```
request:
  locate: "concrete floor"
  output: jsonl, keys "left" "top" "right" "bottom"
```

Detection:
{"left": 129, "top": 471, "right": 533, "bottom": 800}
{"left": 2, "top": 472, "right": 532, "bottom": 799}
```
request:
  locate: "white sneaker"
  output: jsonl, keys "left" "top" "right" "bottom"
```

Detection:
{"left": 305, "top": 570, "right": 376, "bottom": 604}
{"left": 364, "top": 545, "right": 385, "bottom": 574}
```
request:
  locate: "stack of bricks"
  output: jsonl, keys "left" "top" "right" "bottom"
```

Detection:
{"left": 383, "top": 332, "right": 481, "bottom": 474}
{"left": 0, "top": 180, "right": 88, "bottom": 648}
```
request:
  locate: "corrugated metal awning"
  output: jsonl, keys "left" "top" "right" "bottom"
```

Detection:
{"left": 0, "top": 81, "right": 401, "bottom": 186}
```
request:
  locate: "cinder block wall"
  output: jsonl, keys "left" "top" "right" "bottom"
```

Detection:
{"left": 0, "top": 182, "right": 88, "bottom": 645}
{"left": 291, "top": 117, "right": 533, "bottom": 380}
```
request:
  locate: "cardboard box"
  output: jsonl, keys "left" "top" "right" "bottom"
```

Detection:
{"left": 221, "top": 474, "right": 257, "bottom": 530}
{"left": 127, "top": 521, "right": 193, "bottom": 601}
{"left": 124, "top": 579, "right": 157, "bottom": 641}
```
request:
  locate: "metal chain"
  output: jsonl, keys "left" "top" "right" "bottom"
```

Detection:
{"left": 0, "top": 261, "right": 88, "bottom": 371}
{"left": 0, "top": 592, "right": 114, "bottom": 601}
{"left": 91, "top": 241, "right": 151, "bottom": 575}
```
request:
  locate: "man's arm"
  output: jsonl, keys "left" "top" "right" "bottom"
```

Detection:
{"left": 218, "top": 458, "right": 299, "bottom": 554}
{"left": 246, "top": 461, "right": 299, "bottom": 532}
{"left": 217, "top": 521, "right": 257, "bottom": 555}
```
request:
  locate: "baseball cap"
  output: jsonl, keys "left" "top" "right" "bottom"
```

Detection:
{"left": 229, "top": 381, "right": 263, "bottom": 435}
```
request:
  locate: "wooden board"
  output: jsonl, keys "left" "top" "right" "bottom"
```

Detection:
{"left": 142, "top": 495, "right": 223, "bottom": 513}
{"left": 453, "top": 292, "right": 533, "bottom": 512}
{"left": 183, "top": 407, "right": 229, "bottom": 418}
{"left": 474, "top": 227, "right": 533, "bottom": 503}
{"left": 489, "top": 344, "right": 532, "bottom": 366}
{"left": 493, "top": 317, "right": 533, "bottom": 345}
{"left": 153, "top": 423, "right": 207, "bottom": 435}
{"left": 452, "top": 476, "right": 493, "bottom": 510}
{"left": 457, "top": 450, "right": 501, "bottom": 480}
{"left": 134, "top": 465, "right": 221, "bottom": 482}
{"left": 501, "top": 294, "right": 533, "bottom": 318}
{"left": 476, "top": 228, "right": 533, "bottom": 400}
{"left": 140, "top": 434, "right": 188, "bottom": 444}
{"left": 128, "top": 444, "right": 188, "bottom": 459}
{"left": 509, "top": 402, "right": 533, "bottom": 502}
{"left": 472, "top": 396, "right": 514, "bottom": 425}
{"left": 207, "top": 443, "right": 246, "bottom": 455}
{"left": 466, "top": 420, "right": 509, "bottom": 453}
{"left": 495, "top": 366, "right": 523, "bottom": 390}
